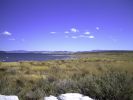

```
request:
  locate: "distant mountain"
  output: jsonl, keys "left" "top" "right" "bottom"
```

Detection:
{"left": 91, "top": 50, "right": 133, "bottom": 52}
{"left": 2, "top": 50, "right": 133, "bottom": 54}
{"left": 0, "top": 51, "right": 7, "bottom": 53}
{"left": 74, "top": 50, "right": 133, "bottom": 54}
{"left": 6, "top": 50, "right": 30, "bottom": 53}
{"left": 3, "top": 50, "right": 74, "bottom": 54}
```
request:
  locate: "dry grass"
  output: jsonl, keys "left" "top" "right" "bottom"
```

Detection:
{"left": 0, "top": 52, "right": 133, "bottom": 100}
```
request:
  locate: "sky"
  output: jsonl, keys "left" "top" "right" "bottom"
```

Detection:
{"left": 0, "top": 0, "right": 133, "bottom": 51}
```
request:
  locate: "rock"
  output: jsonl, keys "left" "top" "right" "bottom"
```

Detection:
{"left": 58, "top": 93, "right": 83, "bottom": 100}
{"left": 44, "top": 95, "right": 58, "bottom": 100}
{"left": 44, "top": 93, "right": 94, "bottom": 100}
{"left": 81, "top": 96, "right": 94, "bottom": 100}
{"left": 0, "top": 95, "right": 19, "bottom": 100}
{"left": 0, "top": 93, "right": 94, "bottom": 100}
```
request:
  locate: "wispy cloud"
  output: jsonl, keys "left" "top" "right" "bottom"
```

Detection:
{"left": 96, "top": 27, "right": 100, "bottom": 31}
{"left": 9, "top": 38, "right": 15, "bottom": 41}
{"left": 84, "top": 31, "right": 90, "bottom": 35}
{"left": 49, "top": 27, "right": 96, "bottom": 40}
{"left": 66, "top": 34, "right": 95, "bottom": 39}
{"left": 50, "top": 32, "right": 56, "bottom": 34}
{"left": 1, "top": 31, "right": 12, "bottom": 36}
{"left": 64, "top": 31, "right": 69, "bottom": 34}
{"left": 89, "top": 35, "right": 95, "bottom": 38}
{"left": 70, "top": 28, "right": 79, "bottom": 33}
{"left": 71, "top": 36, "right": 78, "bottom": 39}
{"left": 79, "top": 35, "right": 91, "bottom": 39}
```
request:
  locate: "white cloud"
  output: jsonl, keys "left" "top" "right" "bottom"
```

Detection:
{"left": 64, "top": 31, "right": 69, "bottom": 34}
{"left": 9, "top": 38, "right": 15, "bottom": 41}
{"left": 1, "top": 31, "right": 12, "bottom": 36}
{"left": 71, "top": 36, "right": 78, "bottom": 39}
{"left": 65, "top": 34, "right": 95, "bottom": 39}
{"left": 89, "top": 35, "right": 95, "bottom": 38}
{"left": 50, "top": 32, "right": 56, "bottom": 34}
{"left": 84, "top": 31, "right": 90, "bottom": 35}
{"left": 96, "top": 27, "right": 100, "bottom": 30}
{"left": 70, "top": 28, "right": 79, "bottom": 33}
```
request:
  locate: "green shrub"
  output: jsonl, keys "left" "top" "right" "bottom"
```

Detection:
{"left": 78, "top": 69, "right": 133, "bottom": 100}
{"left": 54, "top": 79, "right": 80, "bottom": 94}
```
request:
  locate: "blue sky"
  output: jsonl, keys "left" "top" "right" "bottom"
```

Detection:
{"left": 0, "top": 0, "right": 133, "bottom": 51}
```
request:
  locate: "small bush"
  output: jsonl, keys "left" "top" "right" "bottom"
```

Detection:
{"left": 78, "top": 69, "right": 133, "bottom": 100}
{"left": 54, "top": 79, "right": 80, "bottom": 94}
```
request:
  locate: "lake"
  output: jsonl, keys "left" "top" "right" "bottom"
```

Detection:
{"left": 0, "top": 53, "right": 72, "bottom": 62}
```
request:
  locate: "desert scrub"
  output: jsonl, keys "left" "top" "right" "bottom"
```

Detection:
{"left": 27, "top": 78, "right": 80, "bottom": 99}
{"left": 0, "top": 62, "right": 2, "bottom": 66}
{"left": 22, "top": 69, "right": 133, "bottom": 100}
{"left": 0, "top": 52, "right": 133, "bottom": 100}
{"left": 54, "top": 79, "right": 80, "bottom": 94}
{"left": 78, "top": 69, "right": 133, "bottom": 100}
{"left": 30, "top": 78, "right": 57, "bottom": 98}
{"left": 0, "top": 69, "right": 133, "bottom": 100}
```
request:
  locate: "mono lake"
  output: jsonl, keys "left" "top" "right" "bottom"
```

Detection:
{"left": 0, "top": 53, "right": 72, "bottom": 62}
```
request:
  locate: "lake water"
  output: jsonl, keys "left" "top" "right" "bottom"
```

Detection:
{"left": 0, "top": 53, "right": 72, "bottom": 62}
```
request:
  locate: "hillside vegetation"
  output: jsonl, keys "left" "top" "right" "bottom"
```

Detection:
{"left": 0, "top": 52, "right": 133, "bottom": 100}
